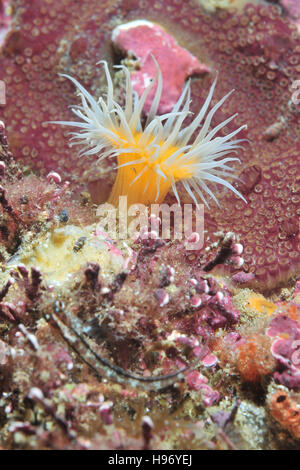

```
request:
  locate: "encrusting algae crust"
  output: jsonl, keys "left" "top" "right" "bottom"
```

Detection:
{"left": 233, "top": 289, "right": 277, "bottom": 324}
{"left": 0, "top": 0, "right": 299, "bottom": 452}
{"left": 18, "top": 225, "right": 124, "bottom": 285}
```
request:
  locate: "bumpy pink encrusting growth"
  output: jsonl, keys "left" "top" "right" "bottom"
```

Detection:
{"left": 112, "top": 20, "right": 210, "bottom": 114}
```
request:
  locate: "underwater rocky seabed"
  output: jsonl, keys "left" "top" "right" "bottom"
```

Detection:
{"left": 0, "top": 0, "right": 299, "bottom": 451}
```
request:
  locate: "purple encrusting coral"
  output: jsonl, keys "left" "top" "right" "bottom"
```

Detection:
{"left": 0, "top": 0, "right": 300, "bottom": 452}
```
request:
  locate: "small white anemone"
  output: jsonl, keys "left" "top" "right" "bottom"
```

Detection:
{"left": 50, "top": 59, "right": 248, "bottom": 207}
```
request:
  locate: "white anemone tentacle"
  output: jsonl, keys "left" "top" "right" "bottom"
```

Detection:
{"left": 48, "top": 59, "right": 248, "bottom": 207}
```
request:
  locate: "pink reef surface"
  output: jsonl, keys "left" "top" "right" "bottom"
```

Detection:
{"left": 112, "top": 20, "right": 210, "bottom": 114}
{"left": 0, "top": 0, "right": 299, "bottom": 451}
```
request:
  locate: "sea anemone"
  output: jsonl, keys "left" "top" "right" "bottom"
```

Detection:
{"left": 52, "top": 59, "right": 247, "bottom": 208}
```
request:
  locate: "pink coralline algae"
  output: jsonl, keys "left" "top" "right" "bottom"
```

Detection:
{"left": 112, "top": 20, "right": 210, "bottom": 114}
{"left": 267, "top": 309, "right": 300, "bottom": 390}
{"left": 186, "top": 370, "right": 220, "bottom": 407}
{"left": 184, "top": 287, "right": 240, "bottom": 334}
